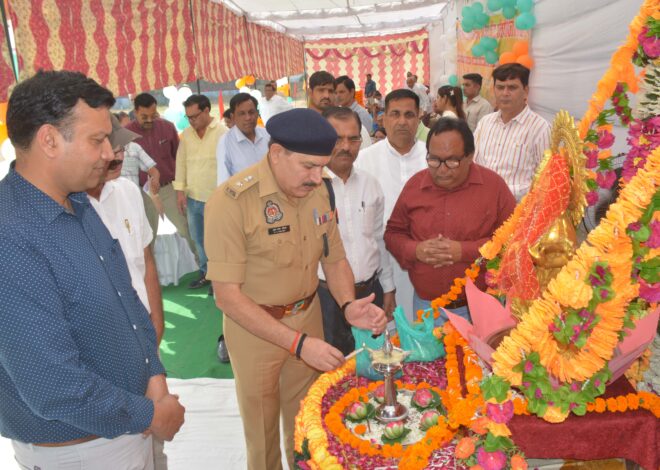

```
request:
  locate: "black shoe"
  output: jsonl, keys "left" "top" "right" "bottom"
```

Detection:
{"left": 188, "top": 275, "right": 210, "bottom": 289}
{"left": 208, "top": 284, "right": 214, "bottom": 297}
{"left": 217, "top": 335, "right": 230, "bottom": 363}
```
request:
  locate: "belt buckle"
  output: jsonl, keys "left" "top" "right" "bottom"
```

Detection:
{"left": 289, "top": 299, "right": 305, "bottom": 315}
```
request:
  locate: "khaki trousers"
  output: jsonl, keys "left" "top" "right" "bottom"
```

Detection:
{"left": 224, "top": 297, "right": 323, "bottom": 470}
{"left": 144, "top": 184, "right": 198, "bottom": 263}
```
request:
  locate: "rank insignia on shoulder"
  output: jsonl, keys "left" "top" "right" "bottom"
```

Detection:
{"left": 264, "top": 200, "right": 283, "bottom": 224}
{"left": 225, "top": 173, "right": 257, "bottom": 199}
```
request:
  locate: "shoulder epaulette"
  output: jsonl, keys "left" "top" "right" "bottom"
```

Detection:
{"left": 224, "top": 174, "right": 258, "bottom": 199}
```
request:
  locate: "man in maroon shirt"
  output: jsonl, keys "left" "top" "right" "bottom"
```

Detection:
{"left": 384, "top": 118, "right": 515, "bottom": 325}
{"left": 126, "top": 93, "right": 199, "bottom": 282}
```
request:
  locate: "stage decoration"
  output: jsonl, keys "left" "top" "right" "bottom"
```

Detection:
{"left": 304, "top": 30, "right": 429, "bottom": 96}
{"left": 0, "top": 21, "right": 15, "bottom": 102}
{"left": 191, "top": 0, "right": 304, "bottom": 84}
{"left": 8, "top": 0, "right": 195, "bottom": 97}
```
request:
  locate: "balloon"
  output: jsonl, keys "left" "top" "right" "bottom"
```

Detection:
{"left": 516, "top": 0, "right": 534, "bottom": 12}
{"left": 481, "top": 36, "right": 497, "bottom": 49}
{"left": 512, "top": 40, "right": 529, "bottom": 56}
{"left": 502, "top": 0, "right": 517, "bottom": 7}
{"left": 245, "top": 75, "right": 256, "bottom": 85}
{"left": 485, "top": 50, "right": 499, "bottom": 64}
{"left": 239, "top": 86, "right": 250, "bottom": 93}
{"left": 462, "top": 22, "right": 474, "bottom": 33}
{"left": 473, "top": 2, "right": 484, "bottom": 12}
{"left": 516, "top": 54, "right": 534, "bottom": 69}
{"left": 487, "top": 0, "right": 503, "bottom": 11}
{"left": 177, "top": 85, "right": 192, "bottom": 103}
{"left": 249, "top": 89, "right": 262, "bottom": 99}
{"left": 515, "top": 12, "right": 536, "bottom": 29}
{"left": 461, "top": 6, "right": 475, "bottom": 21}
{"left": 502, "top": 5, "right": 516, "bottom": 19}
{"left": 478, "top": 13, "right": 491, "bottom": 28}
{"left": 499, "top": 51, "right": 517, "bottom": 64}
{"left": 448, "top": 74, "right": 458, "bottom": 86}
{"left": 235, "top": 77, "right": 246, "bottom": 89}
{"left": 471, "top": 43, "right": 485, "bottom": 57}
{"left": 162, "top": 85, "right": 178, "bottom": 100}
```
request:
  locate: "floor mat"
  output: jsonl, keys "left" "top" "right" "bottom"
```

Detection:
{"left": 159, "top": 272, "right": 233, "bottom": 379}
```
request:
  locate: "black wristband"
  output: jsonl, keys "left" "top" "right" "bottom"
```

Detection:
{"left": 340, "top": 300, "right": 354, "bottom": 316}
{"left": 295, "top": 333, "right": 307, "bottom": 359}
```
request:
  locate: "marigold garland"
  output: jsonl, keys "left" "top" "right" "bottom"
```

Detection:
{"left": 416, "top": 262, "right": 482, "bottom": 321}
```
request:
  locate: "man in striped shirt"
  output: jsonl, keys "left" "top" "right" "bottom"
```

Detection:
{"left": 474, "top": 64, "right": 550, "bottom": 201}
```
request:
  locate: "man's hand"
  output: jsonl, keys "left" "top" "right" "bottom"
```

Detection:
{"left": 299, "top": 336, "right": 345, "bottom": 371}
{"left": 415, "top": 234, "right": 461, "bottom": 268}
{"left": 175, "top": 190, "right": 187, "bottom": 215}
{"left": 344, "top": 293, "right": 387, "bottom": 334}
{"left": 148, "top": 170, "right": 161, "bottom": 195}
{"left": 149, "top": 394, "right": 185, "bottom": 441}
{"left": 382, "top": 291, "right": 397, "bottom": 319}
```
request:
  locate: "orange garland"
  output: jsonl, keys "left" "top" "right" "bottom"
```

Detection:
{"left": 416, "top": 262, "right": 481, "bottom": 321}
{"left": 586, "top": 391, "right": 660, "bottom": 418}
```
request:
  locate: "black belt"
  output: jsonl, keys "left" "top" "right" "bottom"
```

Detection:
{"left": 318, "top": 270, "right": 379, "bottom": 297}
{"left": 444, "top": 298, "right": 467, "bottom": 310}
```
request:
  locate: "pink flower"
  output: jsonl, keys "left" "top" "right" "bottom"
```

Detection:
{"left": 639, "top": 279, "right": 660, "bottom": 303}
{"left": 523, "top": 360, "right": 534, "bottom": 373}
{"left": 412, "top": 388, "right": 434, "bottom": 409}
{"left": 585, "top": 150, "right": 599, "bottom": 169}
{"left": 486, "top": 400, "right": 514, "bottom": 424}
{"left": 477, "top": 448, "right": 507, "bottom": 470}
{"left": 647, "top": 221, "right": 660, "bottom": 248}
{"left": 419, "top": 410, "right": 440, "bottom": 431}
{"left": 373, "top": 383, "right": 386, "bottom": 403}
{"left": 346, "top": 401, "right": 368, "bottom": 421}
{"left": 639, "top": 27, "right": 660, "bottom": 58}
{"left": 597, "top": 130, "right": 615, "bottom": 149}
{"left": 586, "top": 190, "right": 599, "bottom": 206}
{"left": 596, "top": 170, "right": 617, "bottom": 189}
{"left": 383, "top": 420, "right": 405, "bottom": 440}
{"left": 534, "top": 388, "right": 543, "bottom": 399}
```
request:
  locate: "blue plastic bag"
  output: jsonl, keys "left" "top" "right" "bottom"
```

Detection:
{"left": 351, "top": 327, "right": 384, "bottom": 380}
{"left": 393, "top": 306, "right": 444, "bottom": 362}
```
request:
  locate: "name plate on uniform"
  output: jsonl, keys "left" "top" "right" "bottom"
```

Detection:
{"left": 268, "top": 225, "right": 291, "bottom": 235}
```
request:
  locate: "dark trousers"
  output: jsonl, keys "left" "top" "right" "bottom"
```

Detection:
{"left": 317, "top": 277, "right": 384, "bottom": 356}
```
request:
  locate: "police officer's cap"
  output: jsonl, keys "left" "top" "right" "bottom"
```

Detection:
{"left": 266, "top": 108, "right": 338, "bottom": 156}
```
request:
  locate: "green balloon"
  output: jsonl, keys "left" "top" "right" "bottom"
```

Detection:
{"left": 481, "top": 36, "right": 497, "bottom": 49}
{"left": 503, "top": 5, "right": 516, "bottom": 19}
{"left": 473, "top": 2, "right": 484, "bottom": 13}
{"left": 516, "top": 0, "right": 534, "bottom": 12}
{"left": 472, "top": 44, "right": 485, "bottom": 56}
{"left": 515, "top": 11, "right": 536, "bottom": 29}
{"left": 487, "top": 0, "right": 503, "bottom": 11}
{"left": 479, "top": 13, "right": 490, "bottom": 28}
{"left": 485, "top": 50, "right": 499, "bottom": 64}
{"left": 462, "top": 18, "right": 475, "bottom": 32}
{"left": 462, "top": 6, "right": 475, "bottom": 21}
{"left": 503, "top": 0, "right": 517, "bottom": 7}
{"left": 448, "top": 74, "right": 458, "bottom": 87}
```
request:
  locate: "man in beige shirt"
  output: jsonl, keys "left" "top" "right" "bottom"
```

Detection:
{"left": 463, "top": 73, "right": 494, "bottom": 132}
{"left": 204, "top": 108, "right": 387, "bottom": 470}
{"left": 174, "top": 94, "right": 225, "bottom": 290}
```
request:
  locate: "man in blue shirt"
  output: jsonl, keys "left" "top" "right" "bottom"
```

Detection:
{"left": 0, "top": 70, "right": 185, "bottom": 469}
{"left": 216, "top": 93, "right": 270, "bottom": 185}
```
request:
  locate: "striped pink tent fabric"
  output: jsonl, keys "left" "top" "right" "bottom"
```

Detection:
{"left": 246, "top": 21, "right": 304, "bottom": 80}
{"left": 7, "top": 0, "right": 196, "bottom": 96}
{"left": 304, "top": 30, "right": 430, "bottom": 94}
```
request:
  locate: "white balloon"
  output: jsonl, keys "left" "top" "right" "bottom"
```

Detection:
{"left": 177, "top": 86, "right": 193, "bottom": 102}
{"left": 276, "top": 77, "right": 288, "bottom": 87}
{"left": 239, "top": 86, "right": 250, "bottom": 93}
{"left": 163, "top": 86, "right": 178, "bottom": 100}
{"left": 249, "top": 89, "right": 262, "bottom": 99}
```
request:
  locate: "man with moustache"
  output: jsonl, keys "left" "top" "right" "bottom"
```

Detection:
{"left": 307, "top": 70, "right": 336, "bottom": 113}
{"left": 355, "top": 89, "right": 428, "bottom": 319}
{"left": 317, "top": 107, "right": 396, "bottom": 354}
{"left": 0, "top": 70, "right": 184, "bottom": 469}
{"left": 385, "top": 118, "right": 515, "bottom": 323}
{"left": 205, "top": 108, "right": 387, "bottom": 470}
{"left": 216, "top": 93, "right": 270, "bottom": 185}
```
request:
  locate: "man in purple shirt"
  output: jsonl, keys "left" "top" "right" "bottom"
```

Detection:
{"left": 127, "top": 93, "right": 199, "bottom": 284}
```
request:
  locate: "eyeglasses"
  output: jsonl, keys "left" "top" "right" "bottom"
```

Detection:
{"left": 186, "top": 110, "right": 204, "bottom": 121}
{"left": 336, "top": 135, "right": 363, "bottom": 145}
{"left": 426, "top": 154, "right": 466, "bottom": 169}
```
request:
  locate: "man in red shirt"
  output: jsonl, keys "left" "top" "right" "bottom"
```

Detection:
{"left": 126, "top": 93, "right": 199, "bottom": 285}
{"left": 384, "top": 118, "right": 515, "bottom": 324}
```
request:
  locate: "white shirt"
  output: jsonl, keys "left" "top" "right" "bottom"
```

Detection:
{"left": 405, "top": 82, "right": 432, "bottom": 114}
{"left": 355, "top": 138, "right": 427, "bottom": 317}
{"left": 355, "top": 138, "right": 428, "bottom": 220}
{"left": 350, "top": 101, "right": 373, "bottom": 133}
{"left": 88, "top": 177, "right": 153, "bottom": 312}
{"left": 121, "top": 142, "right": 156, "bottom": 187}
{"left": 360, "top": 125, "right": 373, "bottom": 151}
{"left": 441, "top": 110, "right": 459, "bottom": 119}
{"left": 465, "top": 95, "right": 493, "bottom": 132}
{"left": 317, "top": 168, "right": 394, "bottom": 292}
{"left": 260, "top": 94, "right": 292, "bottom": 124}
{"left": 216, "top": 126, "right": 270, "bottom": 185}
{"left": 474, "top": 106, "right": 551, "bottom": 201}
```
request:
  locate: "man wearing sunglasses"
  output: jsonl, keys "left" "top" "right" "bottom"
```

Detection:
{"left": 384, "top": 118, "right": 516, "bottom": 324}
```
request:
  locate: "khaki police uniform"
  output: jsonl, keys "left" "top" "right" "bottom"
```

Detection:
{"left": 205, "top": 156, "right": 346, "bottom": 470}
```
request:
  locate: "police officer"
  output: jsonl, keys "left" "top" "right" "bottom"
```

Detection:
{"left": 204, "top": 108, "right": 387, "bottom": 470}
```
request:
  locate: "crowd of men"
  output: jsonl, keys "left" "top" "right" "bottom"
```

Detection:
{"left": 0, "top": 62, "right": 550, "bottom": 470}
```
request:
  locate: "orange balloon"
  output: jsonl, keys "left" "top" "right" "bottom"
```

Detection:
{"left": 245, "top": 75, "right": 256, "bottom": 85}
{"left": 512, "top": 41, "right": 529, "bottom": 57}
{"left": 499, "top": 51, "right": 517, "bottom": 64}
{"left": 516, "top": 54, "right": 534, "bottom": 69}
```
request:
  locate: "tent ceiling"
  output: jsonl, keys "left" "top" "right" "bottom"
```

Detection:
{"left": 217, "top": 0, "right": 448, "bottom": 39}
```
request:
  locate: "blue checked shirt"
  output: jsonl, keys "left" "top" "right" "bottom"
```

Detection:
{"left": 0, "top": 169, "right": 165, "bottom": 443}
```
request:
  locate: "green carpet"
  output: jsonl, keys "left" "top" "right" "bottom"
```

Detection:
{"left": 159, "top": 272, "right": 234, "bottom": 379}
